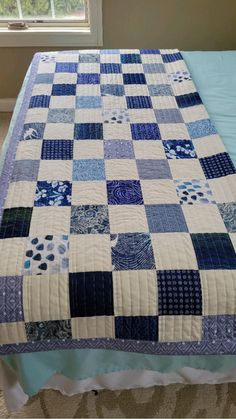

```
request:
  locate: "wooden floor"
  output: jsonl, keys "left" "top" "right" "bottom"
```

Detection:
{"left": 0, "top": 113, "right": 12, "bottom": 149}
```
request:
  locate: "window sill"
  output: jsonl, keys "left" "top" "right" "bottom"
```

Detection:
{"left": 0, "top": 27, "right": 102, "bottom": 47}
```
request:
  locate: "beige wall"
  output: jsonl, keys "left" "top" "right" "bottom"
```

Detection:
{"left": 0, "top": 0, "right": 236, "bottom": 99}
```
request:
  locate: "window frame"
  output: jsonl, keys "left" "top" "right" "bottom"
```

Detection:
{"left": 0, "top": 0, "right": 103, "bottom": 47}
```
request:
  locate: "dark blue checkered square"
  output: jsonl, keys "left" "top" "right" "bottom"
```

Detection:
{"left": 74, "top": 123, "right": 103, "bottom": 140}
{"left": 162, "top": 52, "right": 183, "bottom": 63}
{"left": 29, "top": 95, "right": 50, "bottom": 108}
{"left": 52, "top": 84, "right": 76, "bottom": 96}
{"left": 176, "top": 92, "right": 203, "bottom": 108}
{"left": 123, "top": 74, "right": 146, "bottom": 84}
{"left": 115, "top": 316, "right": 158, "bottom": 341}
{"left": 41, "top": 140, "right": 73, "bottom": 160}
{"left": 191, "top": 233, "right": 236, "bottom": 270}
{"left": 127, "top": 96, "right": 152, "bottom": 109}
{"left": 157, "top": 270, "right": 202, "bottom": 315}
{"left": 0, "top": 208, "right": 32, "bottom": 239}
{"left": 140, "top": 49, "right": 160, "bottom": 54}
{"left": 100, "top": 63, "right": 122, "bottom": 73}
{"left": 199, "top": 153, "right": 236, "bottom": 179}
{"left": 121, "top": 54, "right": 142, "bottom": 64}
{"left": 131, "top": 123, "right": 161, "bottom": 140}
{"left": 69, "top": 272, "right": 114, "bottom": 317}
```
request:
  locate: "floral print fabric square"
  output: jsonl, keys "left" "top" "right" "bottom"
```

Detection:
{"left": 163, "top": 140, "right": 197, "bottom": 159}
{"left": 34, "top": 181, "right": 72, "bottom": 206}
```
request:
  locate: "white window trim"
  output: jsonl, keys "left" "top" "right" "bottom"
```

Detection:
{"left": 0, "top": 0, "right": 103, "bottom": 47}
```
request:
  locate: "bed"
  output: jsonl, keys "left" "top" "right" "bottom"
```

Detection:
{"left": 0, "top": 50, "right": 236, "bottom": 412}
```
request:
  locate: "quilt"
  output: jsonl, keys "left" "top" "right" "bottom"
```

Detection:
{"left": 0, "top": 49, "right": 236, "bottom": 356}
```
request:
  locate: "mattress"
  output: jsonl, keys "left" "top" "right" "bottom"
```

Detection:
{"left": 1, "top": 50, "right": 236, "bottom": 411}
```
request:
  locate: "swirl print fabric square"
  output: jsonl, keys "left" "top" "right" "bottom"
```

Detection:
{"left": 0, "top": 49, "right": 236, "bottom": 358}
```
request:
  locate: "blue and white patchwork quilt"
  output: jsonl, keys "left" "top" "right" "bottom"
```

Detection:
{"left": 0, "top": 49, "right": 236, "bottom": 356}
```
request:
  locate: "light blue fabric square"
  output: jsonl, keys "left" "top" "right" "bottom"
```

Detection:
{"left": 143, "top": 63, "right": 165, "bottom": 74}
{"left": 148, "top": 84, "right": 173, "bottom": 96}
{"left": 76, "top": 96, "right": 102, "bottom": 109}
{"left": 35, "top": 73, "right": 54, "bottom": 84}
{"left": 187, "top": 119, "right": 217, "bottom": 139}
{"left": 73, "top": 159, "right": 105, "bottom": 181}
{"left": 48, "top": 109, "right": 75, "bottom": 123}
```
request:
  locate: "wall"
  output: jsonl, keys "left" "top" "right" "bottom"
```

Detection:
{"left": 0, "top": 0, "right": 236, "bottom": 99}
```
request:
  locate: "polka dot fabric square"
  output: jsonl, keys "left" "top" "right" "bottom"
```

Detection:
{"left": 157, "top": 270, "right": 202, "bottom": 315}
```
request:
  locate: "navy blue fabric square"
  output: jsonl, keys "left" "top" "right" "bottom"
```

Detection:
{"left": 74, "top": 123, "right": 103, "bottom": 140}
{"left": 145, "top": 204, "right": 188, "bottom": 232}
{"left": 41, "top": 140, "right": 73, "bottom": 160}
{"left": 107, "top": 180, "right": 143, "bottom": 205}
{"left": 199, "top": 153, "right": 236, "bottom": 179}
{"left": 100, "top": 63, "right": 122, "bottom": 73}
{"left": 111, "top": 233, "right": 156, "bottom": 271}
{"left": 176, "top": 92, "right": 203, "bottom": 108}
{"left": 127, "top": 96, "right": 152, "bottom": 109}
{"left": 140, "top": 49, "right": 160, "bottom": 54}
{"left": 123, "top": 74, "right": 146, "bottom": 85}
{"left": 115, "top": 316, "right": 158, "bottom": 341}
{"left": 56, "top": 62, "right": 78, "bottom": 73}
{"left": 157, "top": 270, "right": 202, "bottom": 315}
{"left": 29, "top": 95, "right": 50, "bottom": 108}
{"left": 191, "top": 233, "right": 236, "bottom": 270}
{"left": 35, "top": 181, "right": 72, "bottom": 207}
{"left": 69, "top": 272, "right": 114, "bottom": 317}
{"left": 0, "top": 208, "right": 32, "bottom": 239}
{"left": 52, "top": 84, "right": 76, "bottom": 96}
{"left": 162, "top": 52, "right": 183, "bottom": 63}
{"left": 131, "top": 123, "right": 161, "bottom": 140}
{"left": 77, "top": 73, "right": 100, "bottom": 84}
{"left": 121, "top": 54, "right": 142, "bottom": 64}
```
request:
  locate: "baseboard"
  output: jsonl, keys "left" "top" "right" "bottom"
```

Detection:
{"left": 0, "top": 98, "right": 16, "bottom": 112}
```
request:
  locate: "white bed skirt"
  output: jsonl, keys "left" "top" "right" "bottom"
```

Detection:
{"left": 1, "top": 361, "right": 236, "bottom": 412}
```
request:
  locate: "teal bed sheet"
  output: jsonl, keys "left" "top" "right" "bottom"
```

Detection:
{"left": 183, "top": 51, "right": 236, "bottom": 166}
{"left": 1, "top": 51, "right": 236, "bottom": 396}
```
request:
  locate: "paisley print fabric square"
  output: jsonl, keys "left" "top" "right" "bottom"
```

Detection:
{"left": 1, "top": 49, "right": 236, "bottom": 357}
{"left": 70, "top": 205, "right": 110, "bottom": 234}
{"left": 218, "top": 203, "right": 236, "bottom": 232}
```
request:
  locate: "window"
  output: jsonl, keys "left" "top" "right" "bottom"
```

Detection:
{"left": 0, "top": 0, "right": 103, "bottom": 47}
